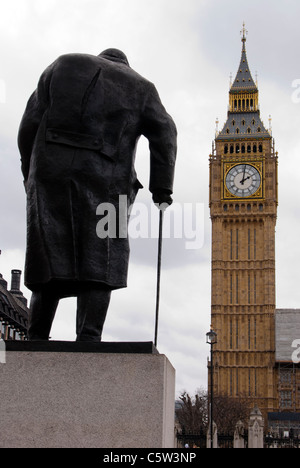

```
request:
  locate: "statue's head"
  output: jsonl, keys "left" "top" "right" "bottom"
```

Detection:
{"left": 99, "top": 49, "right": 129, "bottom": 66}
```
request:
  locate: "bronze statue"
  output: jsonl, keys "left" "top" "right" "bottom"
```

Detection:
{"left": 18, "top": 49, "right": 177, "bottom": 341}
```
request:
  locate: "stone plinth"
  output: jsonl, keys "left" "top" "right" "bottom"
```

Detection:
{"left": 0, "top": 341, "right": 175, "bottom": 448}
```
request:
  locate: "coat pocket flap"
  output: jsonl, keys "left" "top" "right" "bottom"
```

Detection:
{"left": 46, "top": 128, "right": 116, "bottom": 160}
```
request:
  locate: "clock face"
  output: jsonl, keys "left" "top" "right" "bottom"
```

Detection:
{"left": 225, "top": 164, "right": 261, "bottom": 198}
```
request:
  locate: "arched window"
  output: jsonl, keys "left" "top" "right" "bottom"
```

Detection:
{"left": 230, "top": 145, "right": 234, "bottom": 154}
{"left": 247, "top": 128, "right": 251, "bottom": 134}
{"left": 247, "top": 145, "right": 251, "bottom": 153}
{"left": 253, "top": 145, "right": 257, "bottom": 153}
{"left": 241, "top": 145, "right": 245, "bottom": 154}
{"left": 259, "top": 144, "right": 263, "bottom": 153}
{"left": 236, "top": 144, "right": 240, "bottom": 153}
{"left": 224, "top": 144, "right": 228, "bottom": 154}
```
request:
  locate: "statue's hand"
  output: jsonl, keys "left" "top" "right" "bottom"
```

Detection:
{"left": 152, "top": 191, "right": 173, "bottom": 209}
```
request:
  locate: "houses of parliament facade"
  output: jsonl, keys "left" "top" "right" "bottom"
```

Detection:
{"left": 209, "top": 25, "right": 300, "bottom": 427}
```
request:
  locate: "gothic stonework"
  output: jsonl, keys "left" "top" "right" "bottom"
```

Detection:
{"left": 209, "top": 26, "right": 278, "bottom": 420}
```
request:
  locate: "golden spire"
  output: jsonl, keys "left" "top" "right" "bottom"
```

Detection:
{"left": 269, "top": 115, "right": 272, "bottom": 135}
{"left": 215, "top": 118, "right": 219, "bottom": 137}
{"left": 240, "top": 21, "right": 248, "bottom": 43}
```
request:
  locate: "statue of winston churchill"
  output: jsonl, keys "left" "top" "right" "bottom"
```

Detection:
{"left": 18, "top": 49, "right": 177, "bottom": 342}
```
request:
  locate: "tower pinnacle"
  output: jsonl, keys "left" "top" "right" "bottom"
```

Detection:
{"left": 241, "top": 22, "right": 248, "bottom": 43}
{"left": 216, "top": 26, "right": 270, "bottom": 140}
{"left": 230, "top": 25, "right": 257, "bottom": 93}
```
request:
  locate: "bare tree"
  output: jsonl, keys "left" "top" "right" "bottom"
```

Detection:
{"left": 213, "top": 394, "right": 249, "bottom": 434}
{"left": 176, "top": 389, "right": 208, "bottom": 434}
{"left": 176, "top": 390, "right": 250, "bottom": 436}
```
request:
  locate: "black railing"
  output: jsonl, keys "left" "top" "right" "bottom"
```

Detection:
{"left": 265, "top": 435, "right": 300, "bottom": 449}
{"left": 176, "top": 431, "right": 207, "bottom": 449}
{"left": 218, "top": 433, "right": 234, "bottom": 449}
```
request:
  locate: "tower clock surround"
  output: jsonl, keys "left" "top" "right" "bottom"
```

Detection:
{"left": 224, "top": 162, "right": 263, "bottom": 199}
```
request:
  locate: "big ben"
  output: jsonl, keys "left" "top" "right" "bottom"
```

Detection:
{"left": 209, "top": 25, "right": 278, "bottom": 418}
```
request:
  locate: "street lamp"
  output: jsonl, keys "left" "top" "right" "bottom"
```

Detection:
{"left": 206, "top": 328, "right": 217, "bottom": 449}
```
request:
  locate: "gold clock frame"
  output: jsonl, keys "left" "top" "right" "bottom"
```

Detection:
{"left": 222, "top": 159, "right": 264, "bottom": 200}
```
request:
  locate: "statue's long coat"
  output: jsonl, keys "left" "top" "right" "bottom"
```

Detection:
{"left": 18, "top": 53, "right": 177, "bottom": 292}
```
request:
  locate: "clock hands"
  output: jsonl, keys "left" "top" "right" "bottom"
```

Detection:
{"left": 241, "top": 175, "right": 251, "bottom": 185}
{"left": 240, "top": 165, "right": 251, "bottom": 185}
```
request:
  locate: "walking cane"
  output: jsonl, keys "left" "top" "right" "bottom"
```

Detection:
{"left": 154, "top": 207, "right": 164, "bottom": 348}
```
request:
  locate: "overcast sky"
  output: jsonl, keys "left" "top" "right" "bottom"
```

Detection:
{"left": 1, "top": 0, "right": 300, "bottom": 396}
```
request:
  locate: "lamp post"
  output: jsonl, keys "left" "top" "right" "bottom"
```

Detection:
{"left": 206, "top": 328, "right": 217, "bottom": 449}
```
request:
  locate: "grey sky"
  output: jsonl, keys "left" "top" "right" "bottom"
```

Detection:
{"left": 1, "top": 0, "right": 300, "bottom": 395}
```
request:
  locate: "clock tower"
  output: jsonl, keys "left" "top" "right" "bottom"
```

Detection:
{"left": 209, "top": 25, "right": 278, "bottom": 417}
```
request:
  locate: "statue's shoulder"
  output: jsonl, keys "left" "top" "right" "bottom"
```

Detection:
{"left": 55, "top": 53, "right": 98, "bottom": 66}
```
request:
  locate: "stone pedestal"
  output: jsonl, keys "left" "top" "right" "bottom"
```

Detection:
{"left": 0, "top": 341, "right": 176, "bottom": 448}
